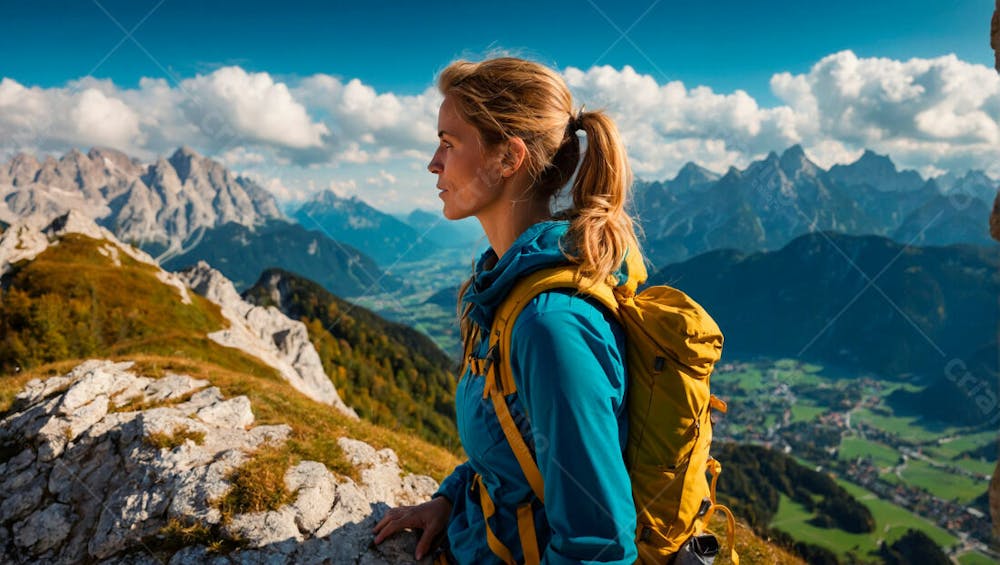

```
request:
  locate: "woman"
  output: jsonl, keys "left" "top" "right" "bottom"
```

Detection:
{"left": 373, "top": 56, "right": 642, "bottom": 564}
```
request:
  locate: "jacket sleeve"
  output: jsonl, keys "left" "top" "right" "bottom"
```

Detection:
{"left": 510, "top": 292, "right": 638, "bottom": 565}
{"left": 434, "top": 461, "right": 473, "bottom": 505}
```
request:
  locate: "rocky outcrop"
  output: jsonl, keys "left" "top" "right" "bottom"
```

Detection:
{"left": 177, "top": 262, "right": 357, "bottom": 418}
{"left": 0, "top": 360, "right": 434, "bottom": 564}
{"left": 0, "top": 147, "right": 282, "bottom": 255}
{"left": 0, "top": 211, "right": 192, "bottom": 305}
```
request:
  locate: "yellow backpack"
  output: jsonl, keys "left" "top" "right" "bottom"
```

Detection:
{"left": 464, "top": 251, "right": 738, "bottom": 565}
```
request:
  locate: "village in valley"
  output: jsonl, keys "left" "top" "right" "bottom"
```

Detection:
{"left": 711, "top": 359, "right": 997, "bottom": 562}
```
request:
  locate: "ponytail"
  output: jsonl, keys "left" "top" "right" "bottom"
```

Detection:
{"left": 561, "top": 110, "right": 641, "bottom": 289}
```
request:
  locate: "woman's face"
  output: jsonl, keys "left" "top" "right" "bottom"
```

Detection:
{"left": 427, "top": 95, "right": 504, "bottom": 221}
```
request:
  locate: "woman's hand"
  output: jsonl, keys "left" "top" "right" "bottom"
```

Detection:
{"left": 372, "top": 496, "right": 452, "bottom": 560}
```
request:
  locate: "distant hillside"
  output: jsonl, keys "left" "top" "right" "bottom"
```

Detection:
{"left": 160, "top": 219, "right": 391, "bottom": 297}
{"left": 0, "top": 232, "right": 234, "bottom": 374}
{"left": 294, "top": 190, "right": 438, "bottom": 266}
{"left": 650, "top": 232, "right": 999, "bottom": 424}
{"left": 243, "top": 269, "right": 459, "bottom": 450}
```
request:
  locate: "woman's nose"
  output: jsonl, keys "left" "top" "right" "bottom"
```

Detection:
{"left": 427, "top": 157, "right": 442, "bottom": 174}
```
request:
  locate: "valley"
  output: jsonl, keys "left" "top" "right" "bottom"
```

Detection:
{"left": 712, "top": 358, "right": 997, "bottom": 563}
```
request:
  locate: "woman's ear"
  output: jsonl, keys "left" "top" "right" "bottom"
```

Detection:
{"left": 500, "top": 137, "right": 528, "bottom": 178}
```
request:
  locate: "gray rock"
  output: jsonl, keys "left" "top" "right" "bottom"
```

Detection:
{"left": 0, "top": 481, "right": 43, "bottom": 522}
{"left": 13, "top": 502, "right": 73, "bottom": 554}
{"left": 175, "top": 386, "right": 225, "bottom": 412}
{"left": 169, "top": 449, "right": 247, "bottom": 525}
{"left": 285, "top": 461, "right": 337, "bottom": 534}
{"left": 0, "top": 147, "right": 282, "bottom": 255}
{"left": 196, "top": 396, "right": 254, "bottom": 429}
{"left": 0, "top": 360, "right": 440, "bottom": 563}
{"left": 142, "top": 372, "right": 209, "bottom": 404}
{"left": 3, "top": 448, "right": 35, "bottom": 475}
{"left": 178, "top": 262, "right": 357, "bottom": 419}
{"left": 221, "top": 506, "right": 302, "bottom": 548}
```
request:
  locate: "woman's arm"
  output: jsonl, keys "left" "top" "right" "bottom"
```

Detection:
{"left": 511, "top": 292, "right": 638, "bottom": 565}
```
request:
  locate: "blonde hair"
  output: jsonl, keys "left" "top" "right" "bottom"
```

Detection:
{"left": 441, "top": 57, "right": 641, "bottom": 355}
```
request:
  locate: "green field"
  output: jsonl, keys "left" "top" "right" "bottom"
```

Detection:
{"left": 790, "top": 403, "right": 826, "bottom": 423}
{"left": 950, "top": 457, "right": 996, "bottom": 476}
{"left": 838, "top": 436, "right": 901, "bottom": 470}
{"left": 898, "top": 458, "right": 989, "bottom": 503}
{"left": 924, "top": 430, "right": 998, "bottom": 460}
{"left": 852, "top": 408, "right": 967, "bottom": 442}
{"left": 770, "top": 480, "right": 959, "bottom": 560}
{"left": 957, "top": 550, "right": 998, "bottom": 565}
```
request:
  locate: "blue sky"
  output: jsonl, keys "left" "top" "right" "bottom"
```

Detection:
{"left": 3, "top": 0, "right": 991, "bottom": 104}
{"left": 1, "top": 0, "right": 997, "bottom": 211}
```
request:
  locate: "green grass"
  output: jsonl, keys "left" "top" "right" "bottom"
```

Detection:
{"left": 838, "top": 436, "right": 901, "bottom": 470}
{"left": 839, "top": 481, "right": 957, "bottom": 549}
{"left": 789, "top": 403, "right": 826, "bottom": 423}
{"left": 852, "top": 408, "right": 965, "bottom": 442}
{"left": 898, "top": 458, "right": 988, "bottom": 503}
{"left": 771, "top": 493, "right": 873, "bottom": 557}
{"left": 715, "top": 366, "right": 768, "bottom": 392}
{"left": 144, "top": 426, "right": 206, "bottom": 450}
{"left": 771, "top": 480, "right": 959, "bottom": 560}
{"left": 957, "top": 550, "right": 998, "bottom": 565}
{"left": 950, "top": 457, "right": 996, "bottom": 476}
{"left": 924, "top": 431, "right": 998, "bottom": 460}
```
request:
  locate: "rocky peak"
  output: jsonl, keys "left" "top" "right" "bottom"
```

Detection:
{"left": 87, "top": 147, "right": 144, "bottom": 177}
{"left": 0, "top": 359, "right": 434, "bottom": 563}
{"left": 828, "top": 149, "right": 924, "bottom": 192}
{"left": 670, "top": 162, "right": 720, "bottom": 191}
{"left": 177, "top": 261, "right": 357, "bottom": 418}
{"left": 168, "top": 146, "right": 201, "bottom": 184}
{"left": 0, "top": 147, "right": 284, "bottom": 253}
{"left": 778, "top": 144, "right": 821, "bottom": 180}
{"left": 7, "top": 153, "right": 40, "bottom": 187}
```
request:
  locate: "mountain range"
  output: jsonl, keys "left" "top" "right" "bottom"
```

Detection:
{"left": 0, "top": 146, "right": 281, "bottom": 257}
{"left": 293, "top": 190, "right": 439, "bottom": 266}
{"left": 634, "top": 146, "right": 997, "bottom": 267}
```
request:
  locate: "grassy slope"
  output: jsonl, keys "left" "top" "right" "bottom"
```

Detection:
{"left": 0, "top": 235, "right": 460, "bottom": 480}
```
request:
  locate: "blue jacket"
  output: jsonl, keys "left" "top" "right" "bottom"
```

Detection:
{"left": 435, "top": 220, "right": 638, "bottom": 565}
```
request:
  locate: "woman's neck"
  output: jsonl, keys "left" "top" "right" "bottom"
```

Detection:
{"left": 477, "top": 194, "right": 551, "bottom": 259}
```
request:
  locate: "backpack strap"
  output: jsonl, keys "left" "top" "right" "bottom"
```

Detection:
{"left": 466, "top": 266, "right": 620, "bottom": 564}
{"left": 475, "top": 266, "right": 620, "bottom": 502}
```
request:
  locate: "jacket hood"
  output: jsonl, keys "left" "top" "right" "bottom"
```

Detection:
{"left": 463, "top": 220, "right": 646, "bottom": 331}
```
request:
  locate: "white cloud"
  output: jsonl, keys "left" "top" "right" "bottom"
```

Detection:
{"left": 366, "top": 170, "right": 397, "bottom": 186}
{"left": 69, "top": 89, "right": 142, "bottom": 149}
{"left": 293, "top": 74, "right": 439, "bottom": 158}
{"left": 1, "top": 50, "right": 997, "bottom": 211}
{"left": 180, "top": 66, "right": 329, "bottom": 150}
